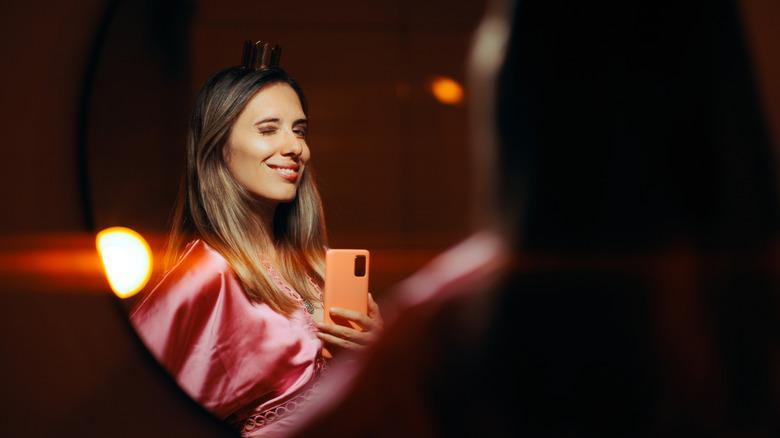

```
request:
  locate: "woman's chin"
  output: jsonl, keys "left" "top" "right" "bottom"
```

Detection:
{"left": 252, "top": 190, "right": 298, "bottom": 205}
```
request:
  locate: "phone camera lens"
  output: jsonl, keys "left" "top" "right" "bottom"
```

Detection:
{"left": 354, "top": 255, "right": 366, "bottom": 277}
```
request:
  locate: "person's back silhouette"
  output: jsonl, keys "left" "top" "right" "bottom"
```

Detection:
{"left": 290, "top": 0, "right": 780, "bottom": 436}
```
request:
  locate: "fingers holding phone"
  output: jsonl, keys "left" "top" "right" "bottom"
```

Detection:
{"left": 319, "top": 250, "right": 383, "bottom": 357}
{"left": 316, "top": 293, "right": 383, "bottom": 351}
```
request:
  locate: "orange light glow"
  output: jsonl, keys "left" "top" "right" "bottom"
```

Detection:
{"left": 430, "top": 76, "right": 464, "bottom": 105}
{"left": 95, "top": 227, "right": 152, "bottom": 298}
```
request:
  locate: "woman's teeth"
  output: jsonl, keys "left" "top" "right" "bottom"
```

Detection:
{"left": 268, "top": 164, "right": 299, "bottom": 180}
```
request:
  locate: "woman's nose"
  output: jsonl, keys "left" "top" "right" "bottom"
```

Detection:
{"left": 280, "top": 131, "right": 303, "bottom": 156}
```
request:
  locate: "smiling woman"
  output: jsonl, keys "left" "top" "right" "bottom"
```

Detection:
{"left": 226, "top": 82, "right": 310, "bottom": 204}
{"left": 128, "top": 42, "right": 382, "bottom": 437}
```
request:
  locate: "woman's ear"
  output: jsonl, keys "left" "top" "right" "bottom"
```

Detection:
{"left": 221, "top": 140, "right": 232, "bottom": 165}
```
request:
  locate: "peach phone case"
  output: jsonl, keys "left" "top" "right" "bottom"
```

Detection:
{"left": 323, "top": 249, "right": 369, "bottom": 330}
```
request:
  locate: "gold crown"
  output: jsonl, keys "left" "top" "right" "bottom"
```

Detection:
{"left": 242, "top": 40, "right": 282, "bottom": 70}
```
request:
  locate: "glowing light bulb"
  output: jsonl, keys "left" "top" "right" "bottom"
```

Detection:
{"left": 96, "top": 227, "right": 153, "bottom": 298}
{"left": 430, "top": 76, "right": 464, "bottom": 105}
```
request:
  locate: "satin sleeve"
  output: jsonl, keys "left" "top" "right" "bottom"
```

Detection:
{"left": 129, "top": 241, "right": 320, "bottom": 419}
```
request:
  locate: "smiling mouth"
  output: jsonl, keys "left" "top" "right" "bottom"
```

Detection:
{"left": 266, "top": 164, "right": 301, "bottom": 182}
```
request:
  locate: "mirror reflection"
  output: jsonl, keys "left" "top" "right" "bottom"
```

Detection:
{"left": 82, "top": 1, "right": 483, "bottom": 435}
{"left": 129, "top": 45, "right": 384, "bottom": 435}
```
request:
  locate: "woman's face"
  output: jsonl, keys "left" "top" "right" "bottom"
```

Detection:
{"left": 225, "top": 82, "right": 310, "bottom": 205}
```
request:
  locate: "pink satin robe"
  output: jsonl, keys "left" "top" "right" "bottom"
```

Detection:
{"left": 130, "top": 240, "right": 324, "bottom": 436}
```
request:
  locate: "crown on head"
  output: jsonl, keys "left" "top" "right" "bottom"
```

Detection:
{"left": 242, "top": 40, "right": 282, "bottom": 71}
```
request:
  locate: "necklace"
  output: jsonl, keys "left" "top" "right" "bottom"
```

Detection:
{"left": 261, "top": 260, "right": 316, "bottom": 314}
{"left": 302, "top": 299, "right": 315, "bottom": 314}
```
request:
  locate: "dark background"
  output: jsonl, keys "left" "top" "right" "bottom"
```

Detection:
{"left": 1, "top": 0, "right": 779, "bottom": 288}
{"left": 0, "top": 0, "right": 779, "bottom": 436}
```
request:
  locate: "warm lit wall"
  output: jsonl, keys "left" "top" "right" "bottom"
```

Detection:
{"left": 1, "top": 0, "right": 778, "bottom": 258}
{"left": 86, "top": 0, "right": 485, "bottom": 251}
{"left": 4, "top": 0, "right": 779, "bottom": 238}
{"left": 190, "top": 1, "right": 484, "bottom": 251}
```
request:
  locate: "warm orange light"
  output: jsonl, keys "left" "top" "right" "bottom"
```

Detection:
{"left": 430, "top": 76, "right": 464, "bottom": 105}
{"left": 95, "top": 227, "right": 152, "bottom": 298}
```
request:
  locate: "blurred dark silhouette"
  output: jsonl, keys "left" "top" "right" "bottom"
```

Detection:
{"left": 290, "top": 0, "right": 780, "bottom": 436}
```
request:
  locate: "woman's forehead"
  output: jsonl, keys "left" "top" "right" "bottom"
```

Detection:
{"left": 240, "top": 82, "right": 305, "bottom": 122}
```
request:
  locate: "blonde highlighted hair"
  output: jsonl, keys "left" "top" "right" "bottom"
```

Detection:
{"left": 167, "top": 66, "right": 327, "bottom": 316}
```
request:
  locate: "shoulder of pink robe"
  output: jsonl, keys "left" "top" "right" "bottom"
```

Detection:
{"left": 129, "top": 240, "right": 321, "bottom": 420}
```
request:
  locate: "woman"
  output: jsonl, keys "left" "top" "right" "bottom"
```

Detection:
{"left": 130, "top": 41, "right": 382, "bottom": 437}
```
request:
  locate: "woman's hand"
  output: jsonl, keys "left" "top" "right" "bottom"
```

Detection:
{"left": 316, "top": 293, "right": 383, "bottom": 353}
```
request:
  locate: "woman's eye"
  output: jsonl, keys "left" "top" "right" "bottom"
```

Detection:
{"left": 259, "top": 128, "right": 276, "bottom": 135}
{"left": 294, "top": 129, "right": 307, "bottom": 137}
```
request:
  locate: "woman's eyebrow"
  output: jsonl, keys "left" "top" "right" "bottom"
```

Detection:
{"left": 254, "top": 117, "right": 280, "bottom": 125}
{"left": 293, "top": 118, "right": 308, "bottom": 126}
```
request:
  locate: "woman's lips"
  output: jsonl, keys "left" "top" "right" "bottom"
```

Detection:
{"left": 266, "top": 163, "right": 300, "bottom": 182}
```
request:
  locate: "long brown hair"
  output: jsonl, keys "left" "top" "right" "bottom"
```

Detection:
{"left": 167, "top": 66, "right": 327, "bottom": 315}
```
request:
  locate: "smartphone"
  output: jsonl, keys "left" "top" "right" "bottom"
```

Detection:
{"left": 323, "top": 249, "right": 369, "bottom": 330}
